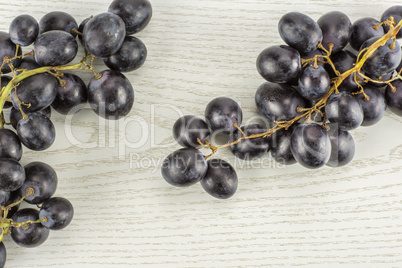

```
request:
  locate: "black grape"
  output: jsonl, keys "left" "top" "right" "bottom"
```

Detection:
{"left": 0, "top": 76, "right": 13, "bottom": 109}
{"left": 256, "top": 45, "right": 301, "bottom": 84}
{"left": 349, "top": 17, "right": 384, "bottom": 51}
{"left": 297, "top": 65, "right": 330, "bottom": 100}
{"left": 4, "top": 191, "right": 21, "bottom": 218}
{"left": 328, "top": 50, "right": 361, "bottom": 91}
{"left": 385, "top": 80, "right": 402, "bottom": 116}
{"left": 0, "top": 31, "right": 22, "bottom": 73}
{"left": 161, "top": 148, "right": 207, "bottom": 187}
{"left": 302, "top": 49, "right": 324, "bottom": 67}
{"left": 39, "top": 11, "right": 78, "bottom": 36}
{"left": 172, "top": 115, "right": 210, "bottom": 148}
{"left": 9, "top": 14, "right": 39, "bottom": 46}
{"left": 204, "top": 97, "right": 242, "bottom": 134}
{"left": 278, "top": 12, "right": 322, "bottom": 54}
{"left": 200, "top": 159, "right": 238, "bottom": 199}
{"left": 39, "top": 197, "right": 74, "bottom": 230}
{"left": 0, "top": 159, "right": 25, "bottom": 192}
{"left": 229, "top": 124, "right": 270, "bottom": 160}
{"left": 366, "top": 72, "right": 393, "bottom": 88}
{"left": 77, "top": 17, "right": 90, "bottom": 45}
{"left": 317, "top": 11, "right": 352, "bottom": 53}
{"left": 381, "top": 5, "right": 402, "bottom": 39}
{"left": 15, "top": 55, "right": 41, "bottom": 75}
{"left": 270, "top": 127, "right": 297, "bottom": 165}
{"left": 0, "top": 242, "right": 5, "bottom": 268}
{"left": 17, "top": 113, "right": 56, "bottom": 151}
{"left": 0, "top": 190, "right": 10, "bottom": 206}
{"left": 87, "top": 70, "right": 134, "bottom": 119}
{"left": 326, "top": 123, "right": 355, "bottom": 167}
{"left": 0, "top": 128, "right": 22, "bottom": 161}
{"left": 10, "top": 106, "right": 51, "bottom": 130}
{"left": 354, "top": 86, "right": 387, "bottom": 126}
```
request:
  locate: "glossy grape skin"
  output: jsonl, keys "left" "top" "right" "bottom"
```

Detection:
{"left": 0, "top": 31, "right": 22, "bottom": 73}
{"left": 385, "top": 80, "right": 402, "bottom": 116}
{"left": 51, "top": 73, "right": 87, "bottom": 114}
{"left": 0, "top": 129, "right": 22, "bottom": 161}
{"left": 360, "top": 36, "right": 401, "bottom": 76}
{"left": 0, "top": 241, "right": 5, "bottom": 268}
{"left": 77, "top": 17, "right": 90, "bottom": 45}
{"left": 349, "top": 17, "right": 384, "bottom": 51}
{"left": 11, "top": 208, "right": 50, "bottom": 248}
{"left": 10, "top": 73, "right": 57, "bottom": 114}
{"left": 325, "top": 91, "right": 364, "bottom": 131}
{"left": 354, "top": 86, "right": 387, "bottom": 126}
{"left": 161, "top": 148, "right": 207, "bottom": 187}
{"left": 0, "top": 76, "right": 13, "bottom": 109}
{"left": 0, "top": 159, "right": 25, "bottom": 192}
{"left": 17, "top": 113, "right": 55, "bottom": 151}
{"left": 328, "top": 50, "right": 361, "bottom": 91}
{"left": 290, "top": 123, "right": 331, "bottom": 169}
{"left": 39, "top": 11, "right": 78, "bottom": 36}
{"left": 9, "top": 14, "right": 39, "bottom": 46}
{"left": 381, "top": 5, "right": 402, "bottom": 39}
{"left": 200, "top": 159, "right": 238, "bottom": 199}
{"left": 172, "top": 115, "right": 210, "bottom": 148}
{"left": 255, "top": 82, "right": 305, "bottom": 122}
{"left": 39, "top": 197, "right": 74, "bottom": 230}
{"left": 297, "top": 65, "right": 330, "bottom": 100}
{"left": 229, "top": 124, "right": 270, "bottom": 160}
{"left": 34, "top": 30, "right": 78, "bottom": 66}
{"left": 270, "top": 128, "right": 297, "bottom": 165}
{"left": 108, "top": 0, "right": 153, "bottom": 35}
{"left": 10, "top": 106, "right": 51, "bottom": 130}
{"left": 104, "top": 36, "right": 147, "bottom": 72}
{"left": 278, "top": 12, "right": 322, "bottom": 54}
{"left": 0, "top": 190, "right": 10, "bottom": 206}
{"left": 317, "top": 11, "right": 352, "bottom": 54}
{"left": 83, "top": 13, "right": 126, "bottom": 58}
{"left": 257, "top": 45, "right": 301, "bottom": 84}
{"left": 15, "top": 55, "right": 41, "bottom": 75}
{"left": 204, "top": 97, "right": 242, "bottom": 134}
{"left": 87, "top": 70, "right": 134, "bottom": 119}
{"left": 326, "top": 124, "right": 355, "bottom": 167}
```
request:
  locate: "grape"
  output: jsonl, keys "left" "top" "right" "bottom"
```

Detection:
{"left": 354, "top": 85, "right": 387, "bottom": 126}
{"left": 290, "top": 123, "right": 331, "bottom": 169}
{"left": 51, "top": 73, "right": 87, "bottom": 115}
{"left": 10, "top": 73, "right": 58, "bottom": 113}
{"left": 385, "top": 80, "right": 402, "bottom": 116}
{"left": 302, "top": 49, "right": 324, "bottom": 67}
{"left": 317, "top": 11, "right": 352, "bottom": 53}
{"left": 0, "top": 129, "right": 22, "bottom": 161}
{"left": 34, "top": 30, "right": 78, "bottom": 66}
{"left": 11, "top": 208, "right": 50, "bottom": 248}
{"left": 326, "top": 124, "right": 355, "bottom": 167}
{"left": 39, "top": 11, "right": 78, "bottom": 36}
{"left": 0, "top": 190, "right": 10, "bottom": 206}
{"left": 161, "top": 148, "right": 207, "bottom": 187}
{"left": 39, "top": 197, "right": 74, "bottom": 230}
{"left": 9, "top": 14, "right": 39, "bottom": 46}
{"left": 172, "top": 115, "right": 210, "bottom": 148}
{"left": 15, "top": 55, "right": 41, "bottom": 75}
{"left": 360, "top": 36, "right": 401, "bottom": 76}
{"left": 325, "top": 91, "right": 364, "bottom": 130}
{"left": 256, "top": 45, "right": 301, "bottom": 84}
{"left": 0, "top": 31, "right": 22, "bottom": 73}
{"left": 77, "top": 17, "right": 90, "bottom": 45}
{"left": 270, "top": 127, "right": 297, "bottom": 165}
{"left": 17, "top": 113, "right": 56, "bottom": 151}
{"left": 82, "top": 12, "right": 126, "bottom": 58}
{"left": 297, "top": 65, "right": 330, "bottom": 100}
{"left": 108, "top": 0, "right": 153, "bottom": 35}
{"left": 349, "top": 17, "right": 384, "bottom": 51}
{"left": 381, "top": 5, "right": 402, "bottom": 39}
{"left": 0, "top": 242, "right": 5, "bottom": 268}
{"left": 255, "top": 82, "right": 305, "bottom": 122}
{"left": 4, "top": 191, "right": 21, "bottom": 218}
{"left": 278, "top": 12, "right": 322, "bottom": 54}
{"left": 328, "top": 50, "right": 361, "bottom": 91}
{"left": 0, "top": 159, "right": 25, "bottom": 192}
{"left": 229, "top": 124, "right": 270, "bottom": 160}
{"left": 200, "top": 159, "right": 238, "bottom": 199}
{"left": 366, "top": 72, "right": 393, "bottom": 88}
{"left": 204, "top": 97, "right": 242, "bottom": 134}
{"left": 87, "top": 70, "right": 134, "bottom": 119}
{"left": 10, "top": 106, "right": 51, "bottom": 130}
{"left": 104, "top": 36, "right": 147, "bottom": 72}
{"left": 0, "top": 76, "right": 13, "bottom": 109}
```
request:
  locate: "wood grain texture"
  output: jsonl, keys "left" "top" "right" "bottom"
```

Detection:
{"left": 1, "top": 0, "right": 402, "bottom": 267}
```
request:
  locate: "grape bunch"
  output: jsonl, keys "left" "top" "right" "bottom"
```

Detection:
{"left": 161, "top": 6, "right": 402, "bottom": 199}
{"left": 0, "top": 0, "right": 152, "bottom": 266}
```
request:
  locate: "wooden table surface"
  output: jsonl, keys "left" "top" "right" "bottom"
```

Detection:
{"left": 1, "top": 0, "right": 402, "bottom": 267}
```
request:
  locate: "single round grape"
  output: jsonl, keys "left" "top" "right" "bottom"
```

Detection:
{"left": 200, "top": 159, "right": 238, "bottom": 199}
{"left": 317, "top": 11, "right": 352, "bottom": 53}
{"left": 0, "top": 129, "right": 22, "bottom": 161}
{"left": 0, "top": 190, "right": 10, "bottom": 206}
{"left": 104, "top": 36, "right": 147, "bottom": 72}
{"left": 325, "top": 91, "right": 364, "bottom": 130}
{"left": 354, "top": 86, "right": 387, "bottom": 126}
{"left": 87, "top": 70, "right": 134, "bottom": 119}
{"left": 326, "top": 123, "right": 355, "bottom": 167}
{"left": 278, "top": 12, "right": 322, "bottom": 54}
{"left": 349, "top": 17, "right": 384, "bottom": 51}
{"left": 256, "top": 45, "right": 301, "bottom": 84}
{"left": 51, "top": 73, "right": 87, "bottom": 115}
{"left": 0, "top": 159, "right": 25, "bottom": 192}
{"left": 204, "top": 97, "right": 242, "bottom": 134}
{"left": 108, "top": 0, "right": 153, "bottom": 35}
{"left": 328, "top": 50, "right": 361, "bottom": 91}
{"left": 17, "top": 113, "right": 56, "bottom": 151}
{"left": 290, "top": 123, "right": 331, "bottom": 169}
{"left": 39, "top": 11, "right": 78, "bottom": 36}
{"left": 10, "top": 106, "right": 51, "bottom": 130}
{"left": 255, "top": 82, "right": 305, "bottom": 122}
{"left": 0, "top": 31, "right": 22, "bottom": 73}
{"left": 15, "top": 55, "right": 41, "bottom": 75}
{"left": 11, "top": 208, "right": 50, "bottom": 248}
{"left": 172, "top": 115, "right": 210, "bottom": 148}
{"left": 83, "top": 12, "right": 126, "bottom": 58}
{"left": 4, "top": 191, "right": 21, "bottom": 218}
{"left": 270, "top": 127, "right": 297, "bottom": 165}
{"left": 1, "top": 76, "right": 13, "bottom": 109}
{"left": 360, "top": 36, "right": 401, "bottom": 76}
{"left": 161, "top": 148, "right": 207, "bottom": 187}
{"left": 297, "top": 65, "right": 330, "bottom": 100}
{"left": 77, "top": 17, "right": 90, "bottom": 45}
{"left": 229, "top": 124, "right": 270, "bottom": 160}
{"left": 9, "top": 14, "right": 39, "bottom": 46}
{"left": 0, "top": 242, "right": 5, "bottom": 268}
{"left": 385, "top": 80, "right": 402, "bottom": 116}
{"left": 381, "top": 5, "right": 402, "bottom": 39}
{"left": 39, "top": 197, "right": 74, "bottom": 230}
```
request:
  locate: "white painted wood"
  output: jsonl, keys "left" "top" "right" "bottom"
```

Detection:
{"left": 1, "top": 0, "right": 402, "bottom": 267}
